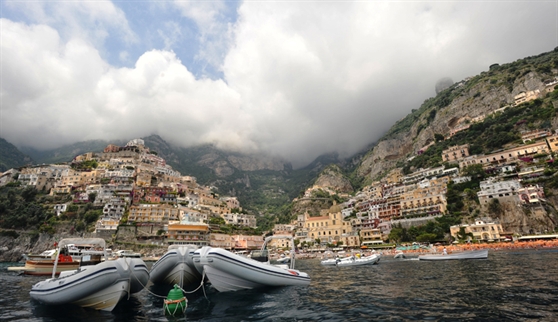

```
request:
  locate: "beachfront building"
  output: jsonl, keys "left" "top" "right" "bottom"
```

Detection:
{"left": 338, "top": 233, "right": 361, "bottom": 248}
{"left": 167, "top": 221, "right": 210, "bottom": 247}
{"left": 266, "top": 236, "right": 294, "bottom": 250}
{"left": 303, "top": 208, "right": 350, "bottom": 246}
{"left": 450, "top": 220, "right": 504, "bottom": 242}
{"left": 360, "top": 228, "right": 384, "bottom": 247}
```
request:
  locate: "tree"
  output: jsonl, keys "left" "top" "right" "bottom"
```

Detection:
{"left": 416, "top": 233, "right": 437, "bottom": 243}
{"left": 209, "top": 216, "right": 226, "bottom": 225}
{"left": 88, "top": 192, "right": 97, "bottom": 204}
{"left": 462, "top": 164, "right": 486, "bottom": 181}
{"left": 434, "top": 133, "right": 445, "bottom": 142}
{"left": 456, "top": 227, "right": 474, "bottom": 242}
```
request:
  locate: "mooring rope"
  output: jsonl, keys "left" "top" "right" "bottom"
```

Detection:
{"left": 176, "top": 269, "right": 206, "bottom": 295}
{"left": 127, "top": 259, "right": 207, "bottom": 299}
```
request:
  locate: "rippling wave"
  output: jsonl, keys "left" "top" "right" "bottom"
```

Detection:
{"left": 1, "top": 249, "right": 557, "bottom": 321}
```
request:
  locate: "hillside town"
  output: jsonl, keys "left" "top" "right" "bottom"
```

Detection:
{"left": 283, "top": 81, "right": 558, "bottom": 250}
{"left": 2, "top": 82, "right": 558, "bottom": 253}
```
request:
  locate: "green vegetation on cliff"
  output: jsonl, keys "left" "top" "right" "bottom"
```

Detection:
{"left": 0, "top": 138, "right": 33, "bottom": 172}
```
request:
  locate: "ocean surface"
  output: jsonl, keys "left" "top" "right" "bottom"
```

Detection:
{"left": 1, "top": 249, "right": 557, "bottom": 321}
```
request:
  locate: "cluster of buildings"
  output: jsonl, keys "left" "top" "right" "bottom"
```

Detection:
{"left": 0, "top": 139, "right": 263, "bottom": 250}
{"left": 278, "top": 130, "right": 554, "bottom": 249}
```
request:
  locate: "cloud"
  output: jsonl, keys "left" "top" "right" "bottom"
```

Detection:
{"left": 4, "top": 0, "right": 137, "bottom": 46}
{"left": 1, "top": 1, "right": 557, "bottom": 168}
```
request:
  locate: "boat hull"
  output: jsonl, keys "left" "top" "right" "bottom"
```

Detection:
{"left": 418, "top": 249, "right": 489, "bottom": 261}
{"left": 8, "top": 260, "right": 80, "bottom": 276}
{"left": 320, "top": 259, "right": 338, "bottom": 266}
{"left": 336, "top": 255, "right": 381, "bottom": 267}
{"left": 149, "top": 246, "right": 201, "bottom": 290}
{"left": 194, "top": 247, "right": 310, "bottom": 292}
{"left": 29, "top": 258, "right": 144, "bottom": 311}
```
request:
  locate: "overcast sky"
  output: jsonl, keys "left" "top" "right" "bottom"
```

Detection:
{"left": 1, "top": 1, "right": 556, "bottom": 168}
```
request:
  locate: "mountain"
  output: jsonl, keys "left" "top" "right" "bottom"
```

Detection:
{"left": 141, "top": 135, "right": 343, "bottom": 215}
{"left": 21, "top": 139, "right": 125, "bottom": 165}
{"left": 0, "top": 138, "right": 33, "bottom": 172}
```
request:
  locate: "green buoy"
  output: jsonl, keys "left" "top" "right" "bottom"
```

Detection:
{"left": 163, "top": 284, "right": 187, "bottom": 316}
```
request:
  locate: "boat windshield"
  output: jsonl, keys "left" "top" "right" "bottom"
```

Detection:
{"left": 250, "top": 250, "right": 269, "bottom": 263}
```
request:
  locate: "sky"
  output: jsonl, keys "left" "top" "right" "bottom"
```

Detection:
{"left": 1, "top": 0, "right": 557, "bottom": 168}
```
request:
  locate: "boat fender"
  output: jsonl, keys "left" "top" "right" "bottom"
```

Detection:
{"left": 164, "top": 284, "right": 187, "bottom": 316}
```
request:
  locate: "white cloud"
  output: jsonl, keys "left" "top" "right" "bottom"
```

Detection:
{"left": 1, "top": 2, "right": 557, "bottom": 167}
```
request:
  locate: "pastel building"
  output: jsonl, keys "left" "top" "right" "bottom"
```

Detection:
{"left": 450, "top": 220, "right": 504, "bottom": 242}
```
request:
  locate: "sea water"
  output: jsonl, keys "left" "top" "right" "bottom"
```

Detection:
{"left": 1, "top": 249, "right": 557, "bottom": 321}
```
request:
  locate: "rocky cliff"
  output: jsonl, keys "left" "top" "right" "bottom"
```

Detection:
{"left": 357, "top": 51, "right": 558, "bottom": 181}
{"left": 313, "top": 165, "right": 353, "bottom": 193}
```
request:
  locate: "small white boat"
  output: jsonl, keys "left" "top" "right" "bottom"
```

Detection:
{"left": 29, "top": 238, "right": 149, "bottom": 311}
{"left": 149, "top": 244, "right": 201, "bottom": 290}
{"left": 114, "top": 249, "right": 142, "bottom": 258}
{"left": 394, "top": 251, "right": 406, "bottom": 259}
{"left": 193, "top": 236, "right": 310, "bottom": 292}
{"left": 335, "top": 254, "right": 381, "bottom": 267}
{"left": 418, "top": 249, "right": 488, "bottom": 261}
{"left": 320, "top": 258, "right": 339, "bottom": 266}
{"left": 276, "top": 254, "right": 290, "bottom": 264}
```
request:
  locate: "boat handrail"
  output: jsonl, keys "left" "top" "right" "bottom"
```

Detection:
{"left": 262, "top": 235, "right": 296, "bottom": 270}
{"left": 52, "top": 238, "right": 108, "bottom": 278}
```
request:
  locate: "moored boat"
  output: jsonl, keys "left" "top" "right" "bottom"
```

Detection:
{"left": 114, "top": 249, "right": 142, "bottom": 258}
{"left": 335, "top": 254, "right": 381, "bottom": 267}
{"left": 149, "top": 244, "right": 201, "bottom": 290}
{"left": 29, "top": 238, "right": 149, "bottom": 311}
{"left": 193, "top": 236, "right": 310, "bottom": 292}
{"left": 8, "top": 246, "right": 80, "bottom": 276}
{"left": 275, "top": 254, "right": 291, "bottom": 264}
{"left": 418, "top": 249, "right": 488, "bottom": 261}
{"left": 394, "top": 251, "right": 406, "bottom": 259}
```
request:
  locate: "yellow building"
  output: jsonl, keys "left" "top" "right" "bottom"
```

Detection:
{"left": 360, "top": 228, "right": 383, "bottom": 246}
{"left": 442, "top": 144, "right": 470, "bottom": 163}
{"left": 450, "top": 220, "right": 504, "bottom": 242}
{"left": 546, "top": 134, "right": 558, "bottom": 153}
{"left": 167, "top": 222, "right": 210, "bottom": 247}
{"left": 304, "top": 211, "right": 347, "bottom": 245}
{"left": 459, "top": 140, "right": 550, "bottom": 168}
{"left": 128, "top": 204, "right": 180, "bottom": 223}
{"left": 267, "top": 236, "right": 293, "bottom": 250}
{"left": 399, "top": 176, "right": 449, "bottom": 218}
{"left": 385, "top": 169, "right": 403, "bottom": 184}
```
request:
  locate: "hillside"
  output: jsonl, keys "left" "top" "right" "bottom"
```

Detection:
{"left": 357, "top": 48, "right": 558, "bottom": 182}
{"left": 20, "top": 134, "right": 336, "bottom": 216}
{"left": 0, "top": 138, "right": 33, "bottom": 172}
